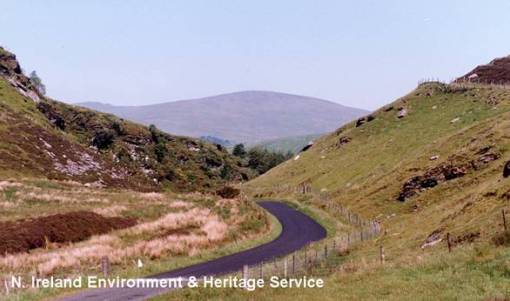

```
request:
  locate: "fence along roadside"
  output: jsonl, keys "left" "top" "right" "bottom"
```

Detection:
{"left": 239, "top": 184, "right": 381, "bottom": 279}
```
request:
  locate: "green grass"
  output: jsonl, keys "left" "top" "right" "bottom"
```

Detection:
{"left": 152, "top": 243, "right": 510, "bottom": 301}
{"left": 235, "top": 82, "right": 510, "bottom": 300}
{"left": 3, "top": 187, "right": 17, "bottom": 202}
{"left": 253, "top": 134, "right": 322, "bottom": 154}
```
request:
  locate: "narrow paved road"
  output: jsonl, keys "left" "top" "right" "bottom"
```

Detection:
{"left": 59, "top": 201, "right": 327, "bottom": 301}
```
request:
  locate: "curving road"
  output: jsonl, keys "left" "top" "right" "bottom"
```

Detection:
{"left": 59, "top": 201, "right": 327, "bottom": 301}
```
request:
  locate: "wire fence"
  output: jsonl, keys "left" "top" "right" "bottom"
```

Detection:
{"left": 416, "top": 78, "right": 510, "bottom": 91}
{"left": 2, "top": 184, "right": 382, "bottom": 295}
{"left": 236, "top": 184, "right": 382, "bottom": 279}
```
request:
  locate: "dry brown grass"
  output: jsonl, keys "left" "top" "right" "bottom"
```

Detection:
{"left": 0, "top": 208, "right": 228, "bottom": 275}
{"left": 0, "top": 179, "right": 263, "bottom": 277}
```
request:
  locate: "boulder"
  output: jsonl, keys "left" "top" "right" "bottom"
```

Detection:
{"left": 301, "top": 142, "right": 313, "bottom": 152}
{"left": 504, "top": 161, "right": 510, "bottom": 178}
{"left": 337, "top": 136, "right": 351, "bottom": 147}
{"left": 355, "top": 117, "right": 366, "bottom": 127}
{"left": 397, "top": 108, "right": 407, "bottom": 119}
{"left": 421, "top": 229, "right": 443, "bottom": 249}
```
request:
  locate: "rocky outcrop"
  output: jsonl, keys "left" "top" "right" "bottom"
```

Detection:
{"left": 301, "top": 142, "right": 313, "bottom": 152}
{"left": 397, "top": 107, "right": 407, "bottom": 119}
{"left": 36, "top": 102, "right": 66, "bottom": 129}
{"left": 337, "top": 136, "right": 351, "bottom": 148}
{"left": 455, "top": 55, "right": 510, "bottom": 85}
{"left": 398, "top": 162, "right": 468, "bottom": 201}
{"left": 0, "top": 47, "right": 41, "bottom": 102}
{"left": 399, "top": 148, "right": 501, "bottom": 201}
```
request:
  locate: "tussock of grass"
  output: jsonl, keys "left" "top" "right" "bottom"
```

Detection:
{"left": 0, "top": 179, "right": 273, "bottom": 300}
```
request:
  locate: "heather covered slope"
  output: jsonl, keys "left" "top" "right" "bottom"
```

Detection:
{"left": 79, "top": 91, "right": 368, "bottom": 143}
{"left": 0, "top": 47, "right": 246, "bottom": 192}
{"left": 456, "top": 55, "right": 510, "bottom": 85}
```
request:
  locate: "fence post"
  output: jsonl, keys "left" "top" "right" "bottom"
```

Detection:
{"left": 101, "top": 256, "right": 110, "bottom": 278}
{"left": 283, "top": 258, "right": 288, "bottom": 278}
{"left": 4, "top": 276, "right": 9, "bottom": 295}
{"left": 446, "top": 233, "right": 452, "bottom": 253}
{"left": 379, "top": 245, "right": 385, "bottom": 265}
{"left": 243, "top": 265, "right": 249, "bottom": 282}
{"left": 503, "top": 209, "right": 508, "bottom": 231}
{"left": 304, "top": 248, "right": 308, "bottom": 267}
{"left": 292, "top": 254, "right": 296, "bottom": 274}
{"left": 324, "top": 244, "right": 328, "bottom": 258}
{"left": 259, "top": 263, "right": 263, "bottom": 279}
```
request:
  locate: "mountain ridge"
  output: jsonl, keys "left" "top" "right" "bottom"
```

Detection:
{"left": 78, "top": 90, "right": 368, "bottom": 144}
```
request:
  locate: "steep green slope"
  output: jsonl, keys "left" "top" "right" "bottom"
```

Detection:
{"left": 0, "top": 47, "right": 247, "bottom": 192}
{"left": 154, "top": 81, "right": 510, "bottom": 300}
{"left": 248, "top": 82, "right": 510, "bottom": 242}
{"left": 252, "top": 133, "right": 321, "bottom": 154}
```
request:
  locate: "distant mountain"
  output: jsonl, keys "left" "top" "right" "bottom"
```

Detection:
{"left": 78, "top": 91, "right": 368, "bottom": 144}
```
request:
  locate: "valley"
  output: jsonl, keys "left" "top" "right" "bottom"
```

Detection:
{"left": 1, "top": 43, "right": 510, "bottom": 301}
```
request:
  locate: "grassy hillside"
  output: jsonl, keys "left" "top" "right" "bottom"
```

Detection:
{"left": 253, "top": 133, "right": 322, "bottom": 154}
{"left": 0, "top": 48, "right": 249, "bottom": 192}
{"left": 249, "top": 82, "right": 510, "bottom": 222}
{"left": 219, "top": 82, "right": 510, "bottom": 300}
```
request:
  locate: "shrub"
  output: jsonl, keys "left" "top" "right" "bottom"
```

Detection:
{"left": 154, "top": 142, "right": 168, "bottom": 162}
{"left": 29, "top": 70, "right": 46, "bottom": 95}
{"left": 216, "top": 186, "right": 240, "bottom": 198}
{"left": 232, "top": 144, "right": 247, "bottom": 158}
{"left": 111, "top": 121, "right": 126, "bottom": 136}
{"left": 220, "top": 165, "right": 231, "bottom": 180}
{"left": 92, "top": 129, "right": 116, "bottom": 149}
{"left": 492, "top": 231, "right": 510, "bottom": 246}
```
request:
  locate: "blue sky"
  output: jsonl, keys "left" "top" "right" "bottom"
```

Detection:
{"left": 1, "top": 0, "right": 509, "bottom": 109}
